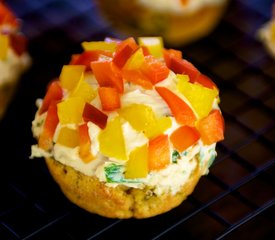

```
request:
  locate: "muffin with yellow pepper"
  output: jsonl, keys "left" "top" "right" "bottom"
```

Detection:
{"left": 0, "top": 2, "right": 31, "bottom": 119}
{"left": 31, "top": 36, "right": 224, "bottom": 218}
{"left": 96, "top": 0, "right": 228, "bottom": 46}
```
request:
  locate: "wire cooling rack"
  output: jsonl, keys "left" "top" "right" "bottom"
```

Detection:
{"left": 0, "top": 0, "right": 274, "bottom": 239}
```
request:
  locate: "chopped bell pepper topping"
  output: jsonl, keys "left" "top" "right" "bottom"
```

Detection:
{"left": 70, "top": 50, "right": 112, "bottom": 71}
{"left": 38, "top": 101, "right": 59, "bottom": 151}
{"left": 59, "top": 65, "right": 85, "bottom": 91}
{"left": 113, "top": 37, "right": 139, "bottom": 68}
{"left": 123, "top": 47, "right": 145, "bottom": 70}
{"left": 119, "top": 104, "right": 171, "bottom": 139}
{"left": 82, "top": 41, "right": 117, "bottom": 52}
{"left": 82, "top": 102, "right": 108, "bottom": 129}
{"left": 39, "top": 80, "right": 63, "bottom": 115}
{"left": 148, "top": 134, "right": 170, "bottom": 171}
{"left": 98, "top": 87, "right": 120, "bottom": 111}
{"left": 70, "top": 80, "right": 96, "bottom": 103}
{"left": 91, "top": 60, "right": 124, "bottom": 93}
{"left": 177, "top": 75, "right": 218, "bottom": 119}
{"left": 57, "top": 127, "right": 79, "bottom": 148}
{"left": 98, "top": 116, "right": 127, "bottom": 160}
{"left": 9, "top": 33, "right": 27, "bottom": 56}
{"left": 197, "top": 109, "right": 224, "bottom": 145}
{"left": 138, "top": 37, "right": 164, "bottom": 58}
{"left": 169, "top": 57, "right": 200, "bottom": 82}
{"left": 125, "top": 144, "right": 148, "bottom": 179}
{"left": 142, "top": 55, "right": 169, "bottom": 84}
{"left": 155, "top": 87, "right": 196, "bottom": 126}
{"left": 57, "top": 97, "right": 85, "bottom": 124}
{"left": 162, "top": 48, "right": 182, "bottom": 68}
{"left": 170, "top": 126, "right": 200, "bottom": 152}
{"left": 79, "top": 123, "right": 94, "bottom": 163}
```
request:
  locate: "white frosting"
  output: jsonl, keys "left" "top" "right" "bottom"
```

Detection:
{"left": 138, "top": 0, "right": 227, "bottom": 14}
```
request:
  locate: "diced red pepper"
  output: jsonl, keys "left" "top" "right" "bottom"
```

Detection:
{"left": 82, "top": 102, "right": 108, "bottom": 129}
{"left": 9, "top": 33, "right": 27, "bottom": 56}
{"left": 79, "top": 123, "right": 94, "bottom": 163}
{"left": 69, "top": 50, "right": 112, "bottom": 71}
{"left": 170, "top": 57, "right": 200, "bottom": 82}
{"left": 91, "top": 60, "right": 124, "bottom": 93}
{"left": 197, "top": 109, "right": 224, "bottom": 145}
{"left": 193, "top": 74, "right": 217, "bottom": 90}
{"left": 38, "top": 101, "right": 59, "bottom": 150}
{"left": 113, "top": 37, "right": 139, "bottom": 68}
{"left": 39, "top": 80, "right": 63, "bottom": 115}
{"left": 98, "top": 87, "right": 120, "bottom": 111}
{"left": 142, "top": 55, "right": 170, "bottom": 84}
{"left": 122, "top": 69, "right": 153, "bottom": 89}
{"left": 141, "top": 45, "right": 150, "bottom": 56}
{"left": 170, "top": 126, "right": 200, "bottom": 152}
{"left": 162, "top": 48, "right": 182, "bottom": 68}
{"left": 148, "top": 134, "right": 170, "bottom": 171}
{"left": 0, "top": 2, "right": 18, "bottom": 28}
{"left": 155, "top": 87, "right": 197, "bottom": 126}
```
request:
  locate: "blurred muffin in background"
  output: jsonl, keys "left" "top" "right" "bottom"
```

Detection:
{"left": 96, "top": 0, "right": 228, "bottom": 46}
{"left": 258, "top": 4, "right": 275, "bottom": 58}
{"left": 0, "top": 1, "right": 31, "bottom": 119}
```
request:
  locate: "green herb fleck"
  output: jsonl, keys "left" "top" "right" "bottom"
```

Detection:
{"left": 172, "top": 150, "right": 180, "bottom": 163}
{"left": 104, "top": 163, "right": 141, "bottom": 184}
{"left": 182, "top": 151, "right": 188, "bottom": 156}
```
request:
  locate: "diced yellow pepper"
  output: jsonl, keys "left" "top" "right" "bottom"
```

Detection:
{"left": 119, "top": 104, "right": 171, "bottom": 139}
{"left": 81, "top": 41, "right": 117, "bottom": 52}
{"left": 98, "top": 116, "right": 127, "bottom": 160}
{"left": 0, "top": 34, "right": 9, "bottom": 60}
{"left": 70, "top": 80, "right": 96, "bottom": 103}
{"left": 59, "top": 65, "right": 85, "bottom": 91}
{"left": 57, "top": 97, "right": 85, "bottom": 124}
{"left": 56, "top": 127, "right": 79, "bottom": 148}
{"left": 176, "top": 74, "right": 189, "bottom": 82}
{"left": 125, "top": 144, "right": 148, "bottom": 179}
{"left": 123, "top": 48, "right": 145, "bottom": 70}
{"left": 138, "top": 37, "right": 163, "bottom": 58}
{"left": 177, "top": 75, "right": 218, "bottom": 119}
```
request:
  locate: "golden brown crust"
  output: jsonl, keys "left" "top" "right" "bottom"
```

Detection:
{"left": 45, "top": 157, "right": 202, "bottom": 218}
{"left": 96, "top": 0, "right": 228, "bottom": 46}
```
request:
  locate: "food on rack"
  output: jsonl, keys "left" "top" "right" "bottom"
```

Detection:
{"left": 258, "top": 4, "right": 275, "bottom": 58}
{"left": 96, "top": 0, "right": 228, "bottom": 46}
{"left": 31, "top": 36, "right": 224, "bottom": 218}
{"left": 0, "top": 2, "right": 31, "bottom": 119}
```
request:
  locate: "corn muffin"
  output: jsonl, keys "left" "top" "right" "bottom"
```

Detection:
{"left": 31, "top": 36, "right": 224, "bottom": 218}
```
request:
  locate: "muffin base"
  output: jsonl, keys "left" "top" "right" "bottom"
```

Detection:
{"left": 45, "top": 157, "right": 202, "bottom": 218}
{"left": 96, "top": 0, "right": 228, "bottom": 46}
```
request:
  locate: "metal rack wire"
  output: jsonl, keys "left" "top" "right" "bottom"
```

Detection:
{"left": 0, "top": 0, "right": 274, "bottom": 239}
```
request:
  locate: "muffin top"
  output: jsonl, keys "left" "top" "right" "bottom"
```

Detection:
{"left": 31, "top": 37, "right": 224, "bottom": 196}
